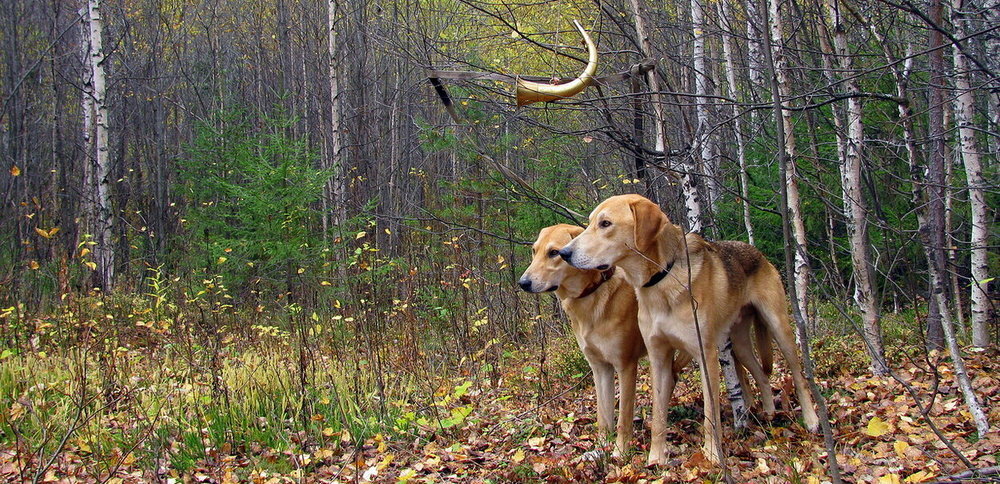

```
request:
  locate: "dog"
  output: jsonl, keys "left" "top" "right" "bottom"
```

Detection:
{"left": 519, "top": 224, "right": 781, "bottom": 458}
{"left": 558, "top": 195, "right": 819, "bottom": 465}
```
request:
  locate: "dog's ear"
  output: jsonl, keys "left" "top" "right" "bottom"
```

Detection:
{"left": 630, "top": 198, "right": 668, "bottom": 251}
{"left": 566, "top": 225, "right": 585, "bottom": 239}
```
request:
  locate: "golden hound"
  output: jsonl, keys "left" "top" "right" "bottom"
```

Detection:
{"left": 558, "top": 195, "right": 819, "bottom": 465}
{"left": 519, "top": 224, "right": 780, "bottom": 458}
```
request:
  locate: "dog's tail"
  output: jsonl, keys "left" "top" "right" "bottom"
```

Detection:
{"left": 754, "top": 314, "right": 774, "bottom": 376}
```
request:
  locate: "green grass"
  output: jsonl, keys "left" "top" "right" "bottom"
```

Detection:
{"left": 0, "top": 344, "right": 412, "bottom": 476}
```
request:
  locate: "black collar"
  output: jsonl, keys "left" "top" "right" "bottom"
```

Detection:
{"left": 642, "top": 261, "right": 674, "bottom": 288}
{"left": 577, "top": 267, "right": 615, "bottom": 299}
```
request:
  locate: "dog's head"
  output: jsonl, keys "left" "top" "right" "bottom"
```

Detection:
{"left": 559, "top": 194, "right": 669, "bottom": 270}
{"left": 518, "top": 224, "right": 586, "bottom": 293}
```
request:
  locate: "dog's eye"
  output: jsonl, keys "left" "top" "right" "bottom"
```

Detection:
{"left": 599, "top": 220, "right": 612, "bottom": 228}
{"left": 548, "top": 249, "right": 559, "bottom": 258}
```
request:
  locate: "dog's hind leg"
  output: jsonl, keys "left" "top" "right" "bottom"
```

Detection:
{"left": 752, "top": 291, "right": 819, "bottom": 432}
{"left": 731, "top": 315, "right": 776, "bottom": 417}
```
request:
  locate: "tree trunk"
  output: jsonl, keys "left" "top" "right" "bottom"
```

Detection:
{"left": 822, "top": 0, "right": 887, "bottom": 374}
{"left": 691, "top": 0, "right": 720, "bottom": 220}
{"left": 85, "top": 0, "right": 114, "bottom": 291}
{"left": 718, "top": 0, "right": 755, "bottom": 245}
{"left": 951, "top": 0, "right": 990, "bottom": 348}
{"left": 761, "top": 1, "right": 842, "bottom": 480}
{"left": 768, "top": 0, "right": 810, "bottom": 326}
{"left": 328, "top": 0, "right": 346, "bottom": 226}
{"left": 627, "top": 0, "right": 667, "bottom": 203}
{"left": 924, "top": 0, "right": 989, "bottom": 437}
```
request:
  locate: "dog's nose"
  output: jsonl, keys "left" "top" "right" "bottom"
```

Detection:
{"left": 518, "top": 278, "right": 533, "bottom": 292}
{"left": 558, "top": 248, "right": 573, "bottom": 262}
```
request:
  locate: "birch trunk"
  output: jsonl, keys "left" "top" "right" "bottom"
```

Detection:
{"left": 80, "top": 7, "right": 94, "bottom": 247}
{"left": 925, "top": 0, "right": 989, "bottom": 437}
{"left": 627, "top": 0, "right": 667, "bottom": 157}
{"left": 718, "top": 0, "right": 755, "bottom": 245}
{"left": 85, "top": 0, "right": 114, "bottom": 291}
{"left": 951, "top": 0, "right": 990, "bottom": 348}
{"left": 328, "top": 0, "right": 346, "bottom": 226}
{"left": 627, "top": 0, "right": 665, "bottom": 203}
{"left": 761, "top": 1, "right": 842, "bottom": 479}
{"left": 823, "top": 0, "right": 887, "bottom": 374}
{"left": 691, "top": 0, "right": 720, "bottom": 214}
{"left": 768, "top": 0, "right": 809, "bottom": 325}
{"left": 744, "top": 0, "right": 766, "bottom": 109}
{"left": 868, "top": 25, "right": 945, "bottom": 349}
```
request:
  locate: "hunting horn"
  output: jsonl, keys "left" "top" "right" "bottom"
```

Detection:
{"left": 515, "top": 20, "right": 598, "bottom": 106}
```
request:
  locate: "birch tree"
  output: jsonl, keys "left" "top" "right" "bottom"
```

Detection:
{"left": 690, "top": 0, "right": 721, "bottom": 218}
{"left": 767, "top": 0, "right": 810, "bottom": 325}
{"left": 718, "top": 0, "right": 755, "bottom": 245}
{"left": 83, "top": 0, "right": 113, "bottom": 291}
{"left": 328, "top": 0, "right": 346, "bottom": 227}
{"left": 951, "top": 0, "right": 990, "bottom": 348}
{"left": 822, "top": 0, "right": 887, "bottom": 374}
{"left": 925, "top": 0, "right": 990, "bottom": 437}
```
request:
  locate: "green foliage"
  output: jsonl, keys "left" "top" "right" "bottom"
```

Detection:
{"left": 175, "top": 109, "right": 330, "bottom": 292}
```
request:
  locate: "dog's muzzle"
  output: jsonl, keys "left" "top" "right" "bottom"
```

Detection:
{"left": 517, "top": 278, "right": 534, "bottom": 292}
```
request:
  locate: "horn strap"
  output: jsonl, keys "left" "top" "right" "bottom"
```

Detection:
{"left": 577, "top": 267, "right": 615, "bottom": 299}
{"left": 642, "top": 262, "right": 674, "bottom": 288}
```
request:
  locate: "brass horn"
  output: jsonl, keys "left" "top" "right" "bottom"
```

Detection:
{"left": 515, "top": 20, "right": 598, "bottom": 106}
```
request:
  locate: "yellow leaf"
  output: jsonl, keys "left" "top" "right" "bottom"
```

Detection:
{"left": 321, "top": 280, "right": 331, "bottom": 286}
{"left": 893, "top": 440, "right": 909, "bottom": 458}
{"left": 512, "top": 448, "right": 525, "bottom": 462}
{"left": 527, "top": 436, "right": 545, "bottom": 449}
{"left": 878, "top": 474, "right": 901, "bottom": 484}
{"left": 79, "top": 247, "right": 91, "bottom": 258}
{"left": 356, "top": 231, "right": 367, "bottom": 239}
{"left": 10, "top": 165, "right": 20, "bottom": 176}
{"left": 866, "top": 416, "right": 891, "bottom": 437}
{"left": 28, "top": 260, "right": 40, "bottom": 270}
{"left": 384, "top": 228, "right": 391, "bottom": 235}
{"left": 904, "top": 470, "right": 934, "bottom": 483}
{"left": 398, "top": 468, "right": 417, "bottom": 482}
{"left": 217, "top": 256, "right": 227, "bottom": 264}
{"left": 322, "top": 427, "right": 335, "bottom": 437}
{"left": 35, "top": 227, "right": 58, "bottom": 239}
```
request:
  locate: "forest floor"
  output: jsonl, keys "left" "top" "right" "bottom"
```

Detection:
{"left": 2, "top": 338, "right": 999, "bottom": 483}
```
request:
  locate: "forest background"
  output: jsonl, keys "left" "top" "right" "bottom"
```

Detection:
{"left": 0, "top": 0, "right": 997, "bottom": 481}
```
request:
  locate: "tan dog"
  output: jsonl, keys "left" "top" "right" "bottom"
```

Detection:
{"left": 558, "top": 195, "right": 819, "bottom": 465}
{"left": 519, "top": 224, "right": 779, "bottom": 458}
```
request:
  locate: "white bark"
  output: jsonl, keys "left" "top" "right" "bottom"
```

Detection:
{"left": 718, "top": 0, "right": 755, "bottom": 245}
{"left": 929, "top": 246, "right": 991, "bottom": 437}
{"left": 744, "top": 0, "right": 766, "bottom": 93}
{"left": 328, "top": 0, "right": 346, "bottom": 226}
{"left": 768, "top": 0, "right": 809, "bottom": 324}
{"left": 628, "top": 0, "right": 667, "bottom": 155}
{"left": 952, "top": 0, "right": 990, "bottom": 348}
{"left": 823, "top": 0, "right": 887, "bottom": 374}
{"left": 85, "top": 0, "right": 113, "bottom": 290}
{"left": 691, "top": 0, "right": 720, "bottom": 211}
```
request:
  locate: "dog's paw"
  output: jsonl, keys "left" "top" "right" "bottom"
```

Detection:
{"left": 580, "top": 449, "right": 608, "bottom": 462}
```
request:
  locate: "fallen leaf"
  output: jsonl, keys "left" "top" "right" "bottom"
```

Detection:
{"left": 866, "top": 416, "right": 891, "bottom": 437}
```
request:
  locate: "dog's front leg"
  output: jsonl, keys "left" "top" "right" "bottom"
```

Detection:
{"left": 590, "top": 360, "right": 616, "bottom": 446}
{"left": 613, "top": 361, "right": 638, "bottom": 458}
{"left": 646, "top": 345, "right": 676, "bottom": 466}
